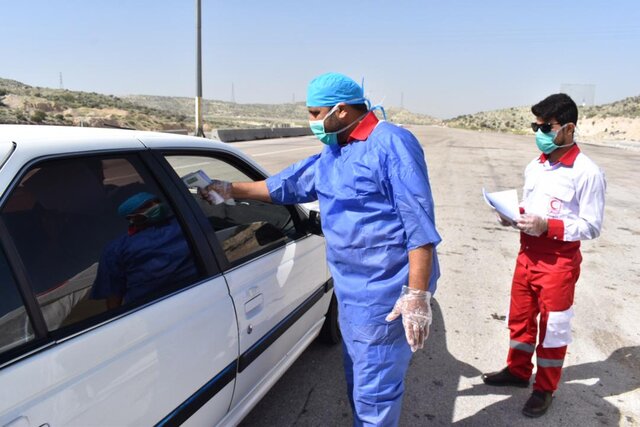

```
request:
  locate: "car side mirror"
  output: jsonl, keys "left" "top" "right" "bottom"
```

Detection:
{"left": 306, "top": 210, "right": 323, "bottom": 236}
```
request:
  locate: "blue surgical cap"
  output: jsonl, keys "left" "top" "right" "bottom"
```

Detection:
{"left": 118, "top": 192, "right": 158, "bottom": 217}
{"left": 306, "top": 72, "right": 366, "bottom": 107}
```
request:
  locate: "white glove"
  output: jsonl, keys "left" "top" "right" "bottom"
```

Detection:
{"left": 517, "top": 213, "right": 548, "bottom": 236}
{"left": 199, "top": 179, "right": 234, "bottom": 205}
{"left": 385, "top": 286, "right": 432, "bottom": 352}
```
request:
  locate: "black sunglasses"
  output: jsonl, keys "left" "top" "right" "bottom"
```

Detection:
{"left": 531, "top": 122, "right": 559, "bottom": 133}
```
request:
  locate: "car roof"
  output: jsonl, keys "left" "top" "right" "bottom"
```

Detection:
{"left": 0, "top": 125, "right": 270, "bottom": 195}
{"left": 0, "top": 124, "right": 225, "bottom": 149}
{"left": 0, "top": 124, "right": 261, "bottom": 165}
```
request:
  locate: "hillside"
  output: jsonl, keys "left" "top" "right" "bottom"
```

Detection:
{"left": 0, "top": 78, "right": 189, "bottom": 130}
{"left": 0, "top": 78, "right": 440, "bottom": 131}
{"left": 3, "top": 77, "right": 636, "bottom": 143}
{"left": 124, "top": 95, "right": 441, "bottom": 128}
{"left": 445, "top": 95, "right": 640, "bottom": 144}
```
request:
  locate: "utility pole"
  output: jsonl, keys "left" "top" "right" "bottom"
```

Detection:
{"left": 231, "top": 82, "right": 236, "bottom": 103}
{"left": 400, "top": 91, "right": 404, "bottom": 110}
{"left": 195, "top": 0, "right": 204, "bottom": 137}
{"left": 59, "top": 72, "right": 64, "bottom": 90}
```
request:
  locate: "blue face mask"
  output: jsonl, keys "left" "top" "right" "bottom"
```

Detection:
{"left": 535, "top": 124, "right": 575, "bottom": 154}
{"left": 535, "top": 129, "right": 559, "bottom": 154}
{"left": 309, "top": 103, "right": 369, "bottom": 145}
{"left": 309, "top": 105, "right": 340, "bottom": 145}
{"left": 129, "top": 202, "right": 170, "bottom": 225}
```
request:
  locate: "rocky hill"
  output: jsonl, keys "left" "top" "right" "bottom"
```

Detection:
{"left": 445, "top": 95, "right": 640, "bottom": 144}
{"left": 0, "top": 78, "right": 440, "bottom": 132}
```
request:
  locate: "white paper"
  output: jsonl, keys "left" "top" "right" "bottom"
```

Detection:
{"left": 482, "top": 188, "right": 520, "bottom": 224}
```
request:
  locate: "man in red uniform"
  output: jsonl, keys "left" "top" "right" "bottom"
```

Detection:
{"left": 482, "top": 94, "right": 606, "bottom": 417}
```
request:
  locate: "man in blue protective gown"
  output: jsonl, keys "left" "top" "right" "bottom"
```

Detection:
{"left": 202, "top": 72, "right": 441, "bottom": 426}
{"left": 91, "top": 192, "right": 198, "bottom": 309}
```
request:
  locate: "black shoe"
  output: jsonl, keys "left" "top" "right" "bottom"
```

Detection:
{"left": 481, "top": 367, "right": 529, "bottom": 388}
{"left": 522, "top": 390, "right": 553, "bottom": 418}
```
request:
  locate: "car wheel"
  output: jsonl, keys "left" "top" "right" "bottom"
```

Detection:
{"left": 319, "top": 292, "right": 341, "bottom": 345}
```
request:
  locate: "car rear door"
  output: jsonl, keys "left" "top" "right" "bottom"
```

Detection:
{"left": 0, "top": 149, "right": 238, "bottom": 426}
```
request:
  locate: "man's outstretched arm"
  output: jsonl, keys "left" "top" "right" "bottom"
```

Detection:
{"left": 230, "top": 181, "right": 272, "bottom": 202}
{"left": 202, "top": 179, "right": 272, "bottom": 203}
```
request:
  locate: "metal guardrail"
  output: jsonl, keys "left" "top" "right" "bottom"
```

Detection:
{"left": 209, "top": 127, "right": 312, "bottom": 143}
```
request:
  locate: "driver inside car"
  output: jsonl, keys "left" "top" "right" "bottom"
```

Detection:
{"left": 91, "top": 192, "right": 198, "bottom": 309}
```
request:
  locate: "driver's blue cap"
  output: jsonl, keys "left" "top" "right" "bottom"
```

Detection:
{"left": 118, "top": 192, "right": 158, "bottom": 217}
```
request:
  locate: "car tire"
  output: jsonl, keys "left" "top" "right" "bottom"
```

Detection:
{"left": 319, "top": 292, "right": 341, "bottom": 345}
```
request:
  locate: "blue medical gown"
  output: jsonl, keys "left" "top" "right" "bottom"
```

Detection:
{"left": 91, "top": 218, "right": 197, "bottom": 303}
{"left": 267, "top": 121, "right": 441, "bottom": 324}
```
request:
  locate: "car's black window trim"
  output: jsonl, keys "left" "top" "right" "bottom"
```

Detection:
{"left": 0, "top": 219, "right": 49, "bottom": 339}
{"left": 0, "top": 148, "right": 223, "bottom": 367}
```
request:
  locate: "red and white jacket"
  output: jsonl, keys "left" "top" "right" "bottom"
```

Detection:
{"left": 519, "top": 144, "right": 606, "bottom": 263}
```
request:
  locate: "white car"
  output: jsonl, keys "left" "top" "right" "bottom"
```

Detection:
{"left": 0, "top": 125, "right": 339, "bottom": 426}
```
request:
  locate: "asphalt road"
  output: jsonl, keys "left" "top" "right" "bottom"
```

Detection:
{"left": 233, "top": 126, "right": 640, "bottom": 427}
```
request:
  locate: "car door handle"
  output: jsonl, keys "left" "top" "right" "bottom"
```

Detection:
{"left": 3, "top": 416, "right": 30, "bottom": 427}
{"left": 244, "top": 293, "right": 263, "bottom": 316}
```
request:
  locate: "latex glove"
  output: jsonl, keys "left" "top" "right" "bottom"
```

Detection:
{"left": 385, "top": 286, "right": 432, "bottom": 352}
{"left": 517, "top": 213, "right": 548, "bottom": 236}
{"left": 495, "top": 211, "right": 520, "bottom": 230}
{"left": 495, "top": 212, "right": 513, "bottom": 227}
{"left": 199, "top": 179, "right": 234, "bottom": 205}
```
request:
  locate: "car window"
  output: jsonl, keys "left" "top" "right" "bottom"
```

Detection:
{"left": 0, "top": 154, "right": 202, "bottom": 334}
{"left": 164, "top": 154, "right": 301, "bottom": 264}
{"left": 0, "top": 246, "right": 35, "bottom": 355}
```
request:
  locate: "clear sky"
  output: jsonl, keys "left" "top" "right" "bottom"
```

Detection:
{"left": 2, "top": 0, "right": 639, "bottom": 118}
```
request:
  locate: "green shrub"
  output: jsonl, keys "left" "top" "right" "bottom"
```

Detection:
{"left": 31, "top": 110, "right": 46, "bottom": 122}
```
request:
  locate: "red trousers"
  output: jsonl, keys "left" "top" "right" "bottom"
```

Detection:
{"left": 507, "top": 255, "right": 580, "bottom": 392}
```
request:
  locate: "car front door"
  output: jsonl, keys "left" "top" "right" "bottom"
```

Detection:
{"left": 159, "top": 151, "right": 331, "bottom": 417}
